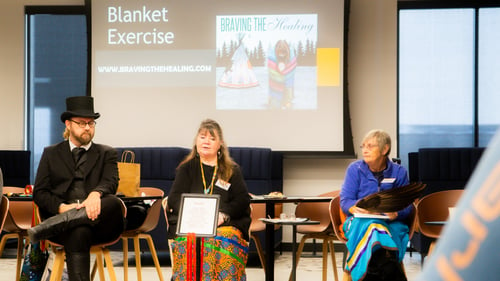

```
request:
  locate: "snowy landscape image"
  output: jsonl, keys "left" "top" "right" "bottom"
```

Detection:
{"left": 215, "top": 66, "right": 317, "bottom": 110}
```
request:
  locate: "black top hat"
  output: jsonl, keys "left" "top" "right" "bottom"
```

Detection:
{"left": 60, "top": 96, "right": 101, "bottom": 123}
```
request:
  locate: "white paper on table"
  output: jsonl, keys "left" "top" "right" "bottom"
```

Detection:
{"left": 259, "top": 217, "right": 309, "bottom": 223}
{"left": 353, "top": 213, "right": 390, "bottom": 219}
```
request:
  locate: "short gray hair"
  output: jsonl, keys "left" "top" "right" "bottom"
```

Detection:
{"left": 362, "top": 129, "right": 391, "bottom": 156}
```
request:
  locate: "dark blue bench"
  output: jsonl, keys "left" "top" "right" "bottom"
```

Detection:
{"left": 0, "top": 150, "right": 31, "bottom": 187}
{"left": 115, "top": 146, "right": 283, "bottom": 251}
{"left": 408, "top": 147, "right": 485, "bottom": 263}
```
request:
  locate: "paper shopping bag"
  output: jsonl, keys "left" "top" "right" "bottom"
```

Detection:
{"left": 117, "top": 150, "right": 141, "bottom": 197}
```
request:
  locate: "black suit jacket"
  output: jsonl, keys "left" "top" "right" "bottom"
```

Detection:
{"left": 33, "top": 140, "right": 119, "bottom": 219}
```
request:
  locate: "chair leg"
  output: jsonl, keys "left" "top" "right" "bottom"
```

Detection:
{"left": 123, "top": 237, "right": 129, "bottom": 281}
{"left": 288, "top": 235, "right": 308, "bottom": 281}
{"left": 90, "top": 248, "right": 118, "bottom": 281}
{"left": 102, "top": 248, "right": 118, "bottom": 281}
{"left": 0, "top": 233, "right": 16, "bottom": 257}
{"left": 0, "top": 234, "right": 7, "bottom": 257}
{"left": 91, "top": 259, "right": 98, "bottom": 280}
{"left": 95, "top": 251, "right": 106, "bottom": 281}
{"left": 251, "top": 234, "right": 266, "bottom": 273}
{"left": 15, "top": 234, "right": 24, "bottom": 281}
{"left": 342, "top": 247, "right": 347, "bottom": 269}
{"left": 142, "top": 234, "right": 164, "bottom": 281}
{"left": 168, "top": 239, "right": 175, "bottom": 267}
{"left": 428, "top": 241, "right": 436, "bottom": 258}
{"left": 322, "top": 239, "right": 328, "bottom": 281}
{"left": 328, "top": 240, "right": 339, "bottom": 281}
{"left": 50, "top": 248, "right": 65, "bottom": 281}
{"left": 133, "top": 236, "right": 143, "bottom": 281}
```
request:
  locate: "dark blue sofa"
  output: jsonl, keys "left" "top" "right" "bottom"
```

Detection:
{"left": 408, "top": 147, "right": 485, "bottom": 263}
{"left": 0, "top": 150, "right": 31, "bottom": 187}
{"left": 0, "top": 150, "right": 32, "bottom": 249}
{"left": 114, "top": 146, "right": 283, "bottom": 252}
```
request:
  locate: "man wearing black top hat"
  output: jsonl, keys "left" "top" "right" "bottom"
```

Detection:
{"left": 30, "top": 96, "right": 125, "bottom": 281}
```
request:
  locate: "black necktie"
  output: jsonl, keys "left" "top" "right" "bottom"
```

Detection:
{"left": 72, "top": 147, "right": 86, "bottom": 164}
{"left": 72, "top": 148, "right": 88, "bottom": 175}
{"left": 70, "top": 147, "right": 87, "bottom": 200}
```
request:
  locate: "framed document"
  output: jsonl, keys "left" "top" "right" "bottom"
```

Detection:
{"left": 176, "top": 193, "right": 220, "bottom": 237}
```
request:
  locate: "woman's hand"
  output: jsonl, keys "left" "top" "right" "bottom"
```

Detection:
{"left": 384, "top": 212, "right": 398, "bottom": 221}
{"left": 80, "top": 191, "right": 102, "bottom": 221}
{"left": 349, "top": 205, "right": 370, "bottom": 214}
{"left": 217, "top": 212, "right": 229, "bottom": 226}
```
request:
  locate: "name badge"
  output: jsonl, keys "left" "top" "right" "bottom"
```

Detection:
{"left": 381, "top": 178, "right": 396, "bottom": 184}
{"left": 216, "top": 179, "right": 231, "bottom": 191}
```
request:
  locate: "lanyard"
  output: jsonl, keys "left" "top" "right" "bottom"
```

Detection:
{"left": 200, "top": 160, "right": 218, "bottom": 194}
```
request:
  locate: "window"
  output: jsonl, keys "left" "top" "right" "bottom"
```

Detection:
{"left": 398, "top": 2, "right": 500, "bottom": 168}
{"left": 26, "top": 7, "right": 87, "bottom": 181}
{"left": 478, "top": 8, "right": 500, "bottom": 147}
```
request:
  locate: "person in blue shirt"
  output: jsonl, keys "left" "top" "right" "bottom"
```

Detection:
{"left": 340, "top": 129, "right": 411, "bottom": 281}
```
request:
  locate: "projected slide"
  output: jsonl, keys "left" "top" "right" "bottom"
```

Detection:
{"left": 216, "top": 14, "right": 317, "bottom": 110}
{"left": 90, "top": 0, "right": 346, "bottom": 152}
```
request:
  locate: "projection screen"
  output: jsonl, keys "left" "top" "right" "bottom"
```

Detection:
{"left": 88, "top": 0, "right": 352, "bottom": 154}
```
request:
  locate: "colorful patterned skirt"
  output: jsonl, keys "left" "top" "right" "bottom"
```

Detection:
{"left": 170, "top": 226, "right": 249, "bottom": 281}
{"left": 343, "top": 217, "right": 409, "bottom": 281}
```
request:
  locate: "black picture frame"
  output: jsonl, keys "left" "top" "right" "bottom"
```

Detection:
{"left": 176, "top": 193, "right": 220, "bottom": 237}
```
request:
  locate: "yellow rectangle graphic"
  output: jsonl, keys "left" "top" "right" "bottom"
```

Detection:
{"left": 317, "top": 48, "right": 340, "bottom": 86}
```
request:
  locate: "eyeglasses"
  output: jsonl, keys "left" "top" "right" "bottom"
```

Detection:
{"left": 359, "top": 143, "right": 377, "bottom": 150}
{"left": 70, "top": 119, "right": 96, "bottom": 128}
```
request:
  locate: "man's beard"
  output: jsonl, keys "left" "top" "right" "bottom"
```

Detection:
{"left": 74, "top": 131, "right": 93, "bottom": 146}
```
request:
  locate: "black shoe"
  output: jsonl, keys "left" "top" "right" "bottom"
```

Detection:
{"left": 365, "top": 249, "right": 407, "bottom": 281}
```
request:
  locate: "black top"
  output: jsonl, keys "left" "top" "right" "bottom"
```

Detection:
{"left": 167, "top": 157, "right": 251, "bottom": 240}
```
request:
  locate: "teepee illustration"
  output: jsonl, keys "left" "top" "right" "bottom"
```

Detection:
{"left": 218, "top": 37, "right": 259, "bottom": 88}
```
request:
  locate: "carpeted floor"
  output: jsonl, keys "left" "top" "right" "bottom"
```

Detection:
{"left": 0, "top": 247, "right": 423, "bottom": 280}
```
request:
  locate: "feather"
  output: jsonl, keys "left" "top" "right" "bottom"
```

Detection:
{"left": 355, "top": 182, "right": 426, "bottom": 213}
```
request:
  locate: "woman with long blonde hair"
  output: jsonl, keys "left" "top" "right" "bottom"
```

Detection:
{"left": 167, "top": 119, "right": 251, "bottom": 280}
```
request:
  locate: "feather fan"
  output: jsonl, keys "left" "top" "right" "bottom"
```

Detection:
{"left": 355, "top": 182, "right": 426, "bottom": 213}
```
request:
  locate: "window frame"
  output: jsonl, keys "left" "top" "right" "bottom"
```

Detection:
{"left": 397, "top": 0, "right": 500, "bottom": 161}
{"left": 25, "top": 5, "right": 89, "bottom": 182}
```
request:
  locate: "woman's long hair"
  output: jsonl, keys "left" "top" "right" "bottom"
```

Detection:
{"left": 180, "top": 119, "right": 235, "bottom": 180}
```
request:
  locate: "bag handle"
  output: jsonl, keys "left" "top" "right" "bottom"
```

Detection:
{"left": 121, "top": 150, "right": 135, "bottom": 163}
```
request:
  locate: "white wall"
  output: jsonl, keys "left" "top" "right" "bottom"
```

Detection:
{"left": 284, "top": 0, "right": 398, "bottom": 198}
{"left": 0, "top": 0, "right": 398, "bottom": 241}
